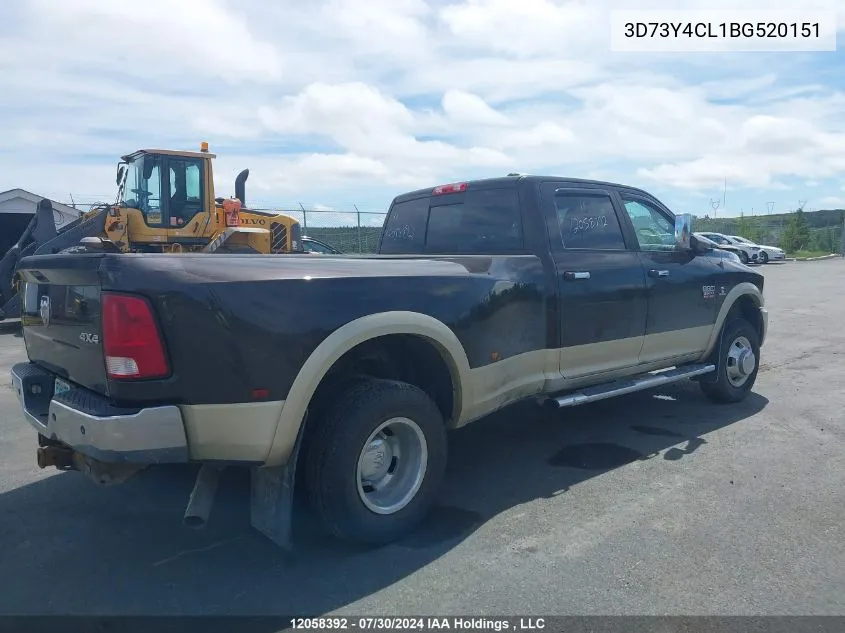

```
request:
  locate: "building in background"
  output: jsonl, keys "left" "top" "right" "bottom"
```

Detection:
{"left": 0, "top": 189, "right": 81, "bottom": 255}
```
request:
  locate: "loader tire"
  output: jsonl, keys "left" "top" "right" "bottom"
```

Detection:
{"left": 302, "top": 378, "right": 447, "bottom": 546}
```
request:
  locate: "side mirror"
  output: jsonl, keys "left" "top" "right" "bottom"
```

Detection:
{"left": 674, "top": 213, "right": 693, "bottom": 250}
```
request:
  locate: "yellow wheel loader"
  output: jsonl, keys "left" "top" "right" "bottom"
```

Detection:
{"left": 0, "top": 143, "right": 303, "bottom": 319}
{"left": 81, "top": 141, "right": 302, "bottom": 255}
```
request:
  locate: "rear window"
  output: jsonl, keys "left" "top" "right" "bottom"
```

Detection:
{"left": 380, "top": 187, "right": 524, "bottom": 254}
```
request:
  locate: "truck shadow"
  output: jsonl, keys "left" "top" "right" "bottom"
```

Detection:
{"left": 0, "top": 321, "right": 21, "bottom": 337}
{"left": 0, "top": 381, "right": 767, "bottom": 618}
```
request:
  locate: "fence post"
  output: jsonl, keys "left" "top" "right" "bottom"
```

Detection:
{"left": 354, "top": 204, "right": 362, "bottom": 253}
{"left": 298, "top": 203, "right": 307, "bottom": 232}
{"left": 840, "top": 216, "right": 844, "bottom": 257}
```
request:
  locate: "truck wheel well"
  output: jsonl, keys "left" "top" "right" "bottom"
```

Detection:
{"left": 728, "top": 294, "right": 763, "bottom": 339}
{"left": 308, "top": 334, "right": 456, "bottom": 426}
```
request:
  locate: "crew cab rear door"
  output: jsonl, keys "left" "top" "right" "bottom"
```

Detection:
{"left": 538, "top": 183, "right": 648, "bottom": 379}
{"left": 615, "top": 190, "right": 719, "bottom": 363}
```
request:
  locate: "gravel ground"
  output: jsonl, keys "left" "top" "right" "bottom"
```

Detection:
{"left": 0, "top": 259, "right": 843, "bottom": 618}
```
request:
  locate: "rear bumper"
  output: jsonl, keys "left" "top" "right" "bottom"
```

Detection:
{"left": 10, "top": 362, "right": 188, "bottom": 464}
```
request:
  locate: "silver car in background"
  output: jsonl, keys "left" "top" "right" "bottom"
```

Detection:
{"left": 727, "top": 235, "right": 786, "bottom": 263}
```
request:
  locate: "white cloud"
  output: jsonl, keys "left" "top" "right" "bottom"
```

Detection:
{"left": 1, "top": 0, "right": 845, "bottom": 215}
{"left": 820, "top": 196, "right": 845, "bottom": 207}
{"left": 442, "top": 90, "right": 510, "bottom": 126}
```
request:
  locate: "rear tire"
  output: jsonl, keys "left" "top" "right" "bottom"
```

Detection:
{"left": 302, "top": 378, "right": 447, "bottom": 545}
{"left": 739, "top": 250, "right": 749, "bottom": 264}
{"left": 700, "top": 317, "right": 760, "bottom": 404}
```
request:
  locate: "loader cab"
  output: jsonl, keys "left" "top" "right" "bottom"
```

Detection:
{"left": 118, "top": 147, "right": 213, "bottom": 230}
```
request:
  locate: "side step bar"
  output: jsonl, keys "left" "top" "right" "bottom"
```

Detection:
{"left": 544, "top": 363, "right": 716, "bottom": 409}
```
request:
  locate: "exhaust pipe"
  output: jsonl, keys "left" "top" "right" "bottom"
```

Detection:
{"left": 183, "top": 464, "right": 223, "bottom": 530}
{"left": 234, "top": 169, "right": 249, "bottom": 208}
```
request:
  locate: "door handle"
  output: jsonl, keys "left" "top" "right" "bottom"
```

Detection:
{"left": 649, "top": 269, "right": 670, "bottom": 278}
{"left": 563, "top": 271, "right": 591, "bottom": 281}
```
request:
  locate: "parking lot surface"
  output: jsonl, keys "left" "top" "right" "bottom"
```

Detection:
{"left": 0, "top": 260, "right": 843, "bottom": 616}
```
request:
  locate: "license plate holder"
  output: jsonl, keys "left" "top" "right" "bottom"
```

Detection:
{"left": 54, "top": 377, "right": 71, "bottom": 397}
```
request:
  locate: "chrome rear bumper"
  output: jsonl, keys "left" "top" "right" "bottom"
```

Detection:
{"left": 10, "top": 362, "right": 188, "bottom": 464}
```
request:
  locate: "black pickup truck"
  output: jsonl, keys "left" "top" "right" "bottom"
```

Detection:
{"left": 10, "top": 175, "right": 767, "bottom": 547}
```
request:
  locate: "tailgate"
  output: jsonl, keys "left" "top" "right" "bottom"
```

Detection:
{"left": 17, "top": 254, "right": 109, "bottom": 395}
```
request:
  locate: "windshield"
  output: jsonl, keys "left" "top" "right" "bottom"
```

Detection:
{"left": 119, "top": 155, "right": 163, "bottom": 223}
{"left": 730, "top": 235, "right": 753, "bottom": 244}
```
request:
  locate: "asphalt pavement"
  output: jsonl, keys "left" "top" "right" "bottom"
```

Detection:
{"left": 0, "top": 260, "right": 843, "bottom": 617}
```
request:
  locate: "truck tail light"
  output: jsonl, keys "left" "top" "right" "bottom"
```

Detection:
{"left": 101, "top": 293, "right": 170, "bottom": 380}
{"left": 432, "top": 182, "right": 467, "bottom": 196}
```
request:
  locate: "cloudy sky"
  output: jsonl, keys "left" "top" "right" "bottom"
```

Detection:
{"left": 1, "top": 0, "right": 844, "bottom": 218}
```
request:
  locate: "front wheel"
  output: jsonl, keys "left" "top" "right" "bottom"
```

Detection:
{"left": 700, "top": 317, "right": 760, "bottom": 403}
{"left": 759, "top": 251, "right": 769, "bottom": 264}
{"left": 301, "top": 378, "right": 448, "bottom": 545}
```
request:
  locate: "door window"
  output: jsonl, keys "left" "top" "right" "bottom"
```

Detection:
{"left": 554, "top": 192, "right": 627, "bottom": 250}
{"left": 620, "top": 197, "right": 676, "bottom": 251}
{"left": 168, "top": 158, "right": 203, "bottom": 226}
{"left": 141, "top": 159, "right": 163, "bottom": 225}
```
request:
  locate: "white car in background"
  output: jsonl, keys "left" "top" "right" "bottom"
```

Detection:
{"left": 727, "top": 235, "right": 786, "bottom": 263}
{"left": 695, "top": 231, "right": 762, "bottom": 265}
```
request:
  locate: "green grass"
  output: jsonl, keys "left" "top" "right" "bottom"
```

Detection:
{"left": 789, "top": 250, "right": 835, "bottom": 259}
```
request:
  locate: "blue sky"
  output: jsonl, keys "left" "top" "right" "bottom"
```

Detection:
{"left": 1, "top": 0, "right": 844, "bottom": 218}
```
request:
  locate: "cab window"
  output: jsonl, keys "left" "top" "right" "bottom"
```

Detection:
{"left": 620, "top": 196, "right": 676, "bottom": 251}
{"left": 425, "top": 189, "right": 523, "bottom": 254}
{"left": 380, "top": 187, "right": 524, "bottom": 254}
{"left": 141, "top": 158, "right": 163, "bottom": 225}
{"left": 554, "top": 192, "right": 627, "bottom": 250}
{"left": 168, "top": 158, "right": 203, "bottom": 226}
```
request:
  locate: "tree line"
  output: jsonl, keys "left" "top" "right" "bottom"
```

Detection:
{"left": 695, "top": 208, "right": 844, "bottom": 254}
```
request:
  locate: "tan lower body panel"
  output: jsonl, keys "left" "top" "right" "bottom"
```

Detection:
{"left": 180, "top": 401, "right": 285, "bottom": 462}
{"left": 458, "top": 325, "right": 713, "bottom": 428}
{"left": 180, "top": 327, "right": 718, "bottom": 463}
{"left": 638, "top": 325, "right": 712, "bottom": 364}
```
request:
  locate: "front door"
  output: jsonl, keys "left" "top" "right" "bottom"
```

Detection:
{"left": 540, "top": 184, "right": 649, "bottom": 379}
{"left": 616, "top": 191, "right": 719, "bottom": 363}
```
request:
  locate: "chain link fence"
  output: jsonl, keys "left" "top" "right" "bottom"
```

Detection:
{"left": 251, "top": 207, "right": 388, "bottom": 253}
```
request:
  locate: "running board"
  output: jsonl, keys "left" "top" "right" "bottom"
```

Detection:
{"left": 544, "top": 363, "right": 716, "bottom": 409}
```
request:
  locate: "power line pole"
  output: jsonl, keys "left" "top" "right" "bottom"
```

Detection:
{"left": 722, "top": 177, "right": 727, "bottom": 216}
{"left": 710, "top": 199, "right": 720, "bottom": 219}
{"left": 767, "top": 201, "right": 775, "bottom": 215}
{"left": 798, "top": 199, "right": 807, "bottom": 211}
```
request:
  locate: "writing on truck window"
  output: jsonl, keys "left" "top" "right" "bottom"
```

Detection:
{"left": 570, "top": 214, "right": 609, "bottom": 234}
{"left": 380, "top": 197, "right": 428, "bottom": 253}
{"left": 555, "top": 193, "right": 626, "bottom": 250}
{"left": 385, "top": 224, "right": 416, "bottom": 241}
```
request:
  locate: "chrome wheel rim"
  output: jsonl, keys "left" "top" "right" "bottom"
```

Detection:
{"left": 356, "top": 417, "right": 428, "bottom": 515}
{"left": 726, "top": 335, "right": 756, "bottom": 387}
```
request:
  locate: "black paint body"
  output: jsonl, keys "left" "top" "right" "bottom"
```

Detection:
{"left": 15, "top": 176, "right": 764, "bottom": 408}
